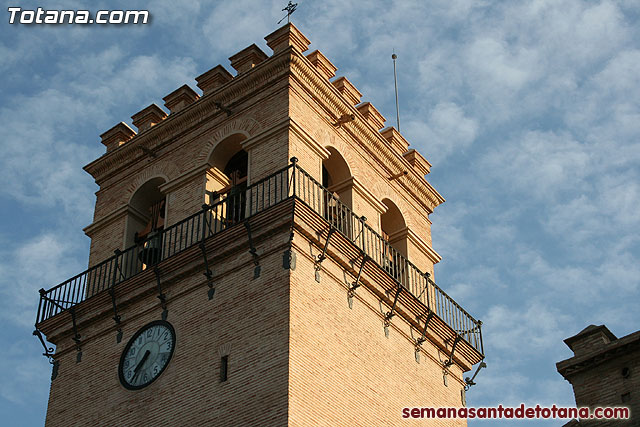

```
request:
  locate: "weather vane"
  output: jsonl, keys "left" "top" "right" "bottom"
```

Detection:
{"left": 278, "top": 1, "right": 298, "bottom": 24}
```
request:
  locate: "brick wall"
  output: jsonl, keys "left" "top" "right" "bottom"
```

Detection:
{"left": 46, "top": 215, "right": 292, "bottom": 426}
{"left": 289, "top": 241, "right": 466, "bottom": 426}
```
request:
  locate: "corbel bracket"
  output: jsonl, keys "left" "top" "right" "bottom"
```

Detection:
{"left": 69, "top": 307, "right": 82, "bottom": 363}
{"left": 283, "top": 186, "right": 297, "bottom": 270}
{"left": 465, "top": 361, "right": 487, "bottom": 391}
{"left": 32, "top": 328, "right": 54, "bottom": 361}
{"left": 416, "top": 311, "right": 435, "bottom": 347}
{"left": 154, "top": 267, "right": 168, "bottom": 320}
{"left": 349, "top": 253, "right": 369, "bottom": 296}
{"left": 244, "top": 221, "right": 261, "bottom": 278}
{"left": 347, "top": 253, "right": 368, "bottom": 308}
{"left": 384, "top": 283, "right": 403, "bottom": 327}
{"left": 199, "top": 242, "right": 216, "bottom": 300}
{"left": 314, "top": 227, "right": 336, "bottom": 282}
{"left": 444, "top": 335, "right": 462, "bottom": 368}
{"left": 416, "top": 271, "right": 431, "bottom": 303}
{"left": 37, "top": 290, "right": 73, "bottom": 362}
{"left": 33, "top": 328, "right": 59, "bottom": 379}
{"left": 114, "top": 249, "right": 126, "bottom": 282}
{"left": 110, "top": 250, "right": 124, "bottom": 343}
{"left": 351, "top": 216, "right": 367, "bottom": 245}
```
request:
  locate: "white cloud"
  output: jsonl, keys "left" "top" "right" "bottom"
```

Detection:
{"left": 201, "top": 1, "right": 279, "bottom": 58}
{"left": 0, "top": 49, "right": 198, "bottom": 217}
{"left": 0, "top": 338, "right": 51, "bottom": 407}
{"left": 0, "top": 233, "right": 83, "bottom": 327}
{"left": 405, "top": 102, "right": 478, "bottom": 163}
{"left": 480, "top": 130, "right": 591, "bottom": 200}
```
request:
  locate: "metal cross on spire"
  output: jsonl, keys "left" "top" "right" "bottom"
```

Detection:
{"left": 278, "top": 1, "right": 298, "bottom": 24}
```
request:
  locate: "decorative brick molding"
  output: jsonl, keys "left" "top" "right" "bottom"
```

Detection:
{"left": 83, "top": 204, "right": 140, "bottom": 238}
{"left": 85, "top": 52, "right": 291, "bottom": 183}
{"left": 332, "top": 76, "right": 362, "bottom": 106}
{"left": 121, "top": 164, "right": 178, "bottom": 204}
{"left": 100, "top": 122, "right": 136, "bottom": 153}
{"left": 403, "top": 148, "right": 431, "bottom": 176}
{"left": 195, "top": 116, "right": 263, "bottom": 167}
{"left": 380, "top": 126, "right": 410, "bottom": 155}
{"left": 163, "top": 84, "right": 200, "bottom": 114}
{"left": 229, "top": 44, "right": 269, "bottom": 74}
{"left": 131, "top": 104, "right": 168, "bottom": 132}
{"left": 291, "top": 51, "right": 444, "bottom": 212}
{"left": 305, "top": 50, "right": 337, "bottom": 80}
{"left": 265, "top": 22, "right": 310, "bottom": 54}
{"left": 196, "top": 65, "right": 234, "bottom": 96}
{"left": 357, "top": 102, "right": 386, "bottom": 130}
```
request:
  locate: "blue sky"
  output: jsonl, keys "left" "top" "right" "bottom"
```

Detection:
{"left": 1, "top": 1, "right": 638, "bottom": 425}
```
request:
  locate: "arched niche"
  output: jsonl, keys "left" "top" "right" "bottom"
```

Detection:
{"left": 381, "top": 198, "right": 408, "bottom": 258}
{"left": 320, "top": 147, "right": 355, "bottom": 237}
{"left": 206, "top": 133, "right": 249, "bottom": 204}
{"left": 125, "top": 177, "right": 167, "bottom": 249}
{"left": 206, "top": 133, "right": 249, "bottom": 225}
{"left": 322, "top": 147, "right": 352, "bottom": 207}
{"left": 121, "top": 177, "right": 168, "bottom": 272}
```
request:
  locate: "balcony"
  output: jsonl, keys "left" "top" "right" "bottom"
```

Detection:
{"left": 35, "top": 161, "right": 484, "bottom": 359}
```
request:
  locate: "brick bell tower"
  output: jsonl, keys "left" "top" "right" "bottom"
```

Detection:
{"left": 34, "top": 24, "right": 484, "bottom": 426}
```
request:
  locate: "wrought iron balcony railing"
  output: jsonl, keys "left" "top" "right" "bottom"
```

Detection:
{"left": 35, "top": 161, "right": 483, "bottom": 356}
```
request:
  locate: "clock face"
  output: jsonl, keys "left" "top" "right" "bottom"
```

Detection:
{"left": 118, "top": 320, "right": 176, "bottom": 390}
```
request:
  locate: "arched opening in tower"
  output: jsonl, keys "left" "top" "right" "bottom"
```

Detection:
{"left": 380, "top": 198, "right": 408, "bottom": 280}
{"left": 206, "top": 133, "right": 249, "bottom": 225}
{"left": 125, "top": 177, "right": 167, "bottom": 269}
{"left": 321, "top": 147, "right": 353, "bottom": 236}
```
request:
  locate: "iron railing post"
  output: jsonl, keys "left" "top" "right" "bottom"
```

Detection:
{"left": 37, "top": 288, "right": 45, "bottom": 325}
{"left": 290, "top": 157, "right": 298, "bottom": 198}
{"left": 200, "top": 204, "right": 209, "bottom": 242}
{"left": 424, "top": 272, "right": 430, "bottom": 311}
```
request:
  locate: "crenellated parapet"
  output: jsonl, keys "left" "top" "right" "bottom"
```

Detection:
{"left": 195, "top": 65, "right": 233, "bottom": 95}
{"left": 229, "top": 44, "right": 268, "bottom": 74}
{"left": 163, "top": 84, "right": 199, "bottom": 114}
{"left": 100, "top": 122, "right": 136, "bottom": 153}
{"left": 131, "top": 104, "right": 167, "bottom": 133}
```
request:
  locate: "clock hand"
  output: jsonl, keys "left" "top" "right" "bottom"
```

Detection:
{"left": 133, "top": 350, "right": 151, "bottom": 378}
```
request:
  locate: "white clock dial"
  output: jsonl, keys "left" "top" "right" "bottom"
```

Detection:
{"left": 119, "top": 320, "right": 176, "bottom": 390}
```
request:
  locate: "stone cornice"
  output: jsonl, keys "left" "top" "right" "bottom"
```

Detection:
{"left": 288, "top": 117, "right": 331, "bottom": 160}
{"left": 407, "top": 228, "right": 442, "bottom": 264}
{"left": 384, "top": 227, "right": 441, "bottom": 264}
{"left": 330, "top": 176, "right": 387, "bottom": 215}
{"left": 83, "top": 204, "right": 145, "bottom": 238}
{"left": 557, "top": 330, "right": 640, "bottom": 379}
{"left": 84, "top": 48, "right": 293, "bottom": 184}
{"left": 288, "top": 51, "right": 445, "bottom": 213}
